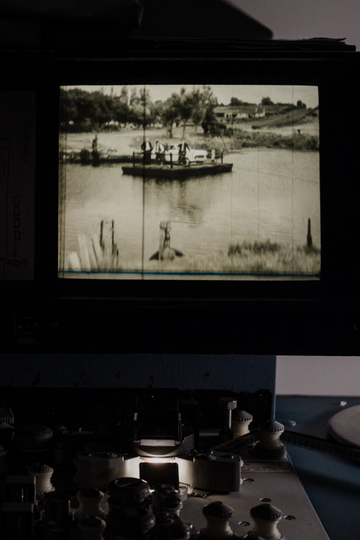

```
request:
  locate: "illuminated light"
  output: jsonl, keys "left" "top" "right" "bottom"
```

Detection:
{"left": 141, "top": 458, "right": 174, "bottom": 464}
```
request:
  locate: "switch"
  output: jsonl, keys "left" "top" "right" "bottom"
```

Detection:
{"left": 219, "top": 397, "right": 237, "bottom": 443}
{"left": 5, "top": 476, "right": 36, "bottom": 504}
{"left": 1, "top": 502, "right": 34, "bottom": 539}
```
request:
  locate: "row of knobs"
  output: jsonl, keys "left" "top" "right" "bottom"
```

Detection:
{"left": 219, "top": 398, "right": 286, "bottom": 459}
{"left": 200, "top": 500, "right": 285, "bottom": 540}
{"left": 1, "top": 468, "right": 286, "bottom": 539}
{"left": 40, "top": 480, "right": 285, "bottom": 539}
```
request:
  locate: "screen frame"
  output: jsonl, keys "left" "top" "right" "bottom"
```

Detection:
{"left": 2, "top": 47, "right": 360, "bottom": 354}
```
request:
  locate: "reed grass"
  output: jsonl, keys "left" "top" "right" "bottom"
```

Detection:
{"left": 66, "top": 239, "right": 320, "bottom": 277}
{"left": 145, "top": 240, "right": 320, "bottom": 276}
{"left": 185, "top": 131, "right": 319, "bottom": 153}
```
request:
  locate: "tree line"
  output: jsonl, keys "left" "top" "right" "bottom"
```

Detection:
{"left": 60, "top": 86, "right": 222, "bottom": 136}
{"left": 60, "top": 87, "right": 308, "bottom": 135}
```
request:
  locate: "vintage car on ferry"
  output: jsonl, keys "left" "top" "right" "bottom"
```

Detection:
{"left": 158, "top": 144, "right": 207, "bottom": 164}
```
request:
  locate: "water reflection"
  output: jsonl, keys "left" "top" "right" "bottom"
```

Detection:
{"left": 59, "top": 149, "right": 320, "bottom": 275}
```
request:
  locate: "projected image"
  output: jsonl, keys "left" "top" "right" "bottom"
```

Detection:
{"left": 58, "top": 85, "right": 320, "bottom": 280}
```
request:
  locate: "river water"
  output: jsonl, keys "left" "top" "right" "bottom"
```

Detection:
{"left": 59, "top": 141, "right": 320, "bottom": 278}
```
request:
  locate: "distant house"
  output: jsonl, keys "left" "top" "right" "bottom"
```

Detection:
{"left": 214, "top": 105, "right": 265, "bottom": 120}
{"left": 254, "top": 106, "right": 266, "bottom": 118}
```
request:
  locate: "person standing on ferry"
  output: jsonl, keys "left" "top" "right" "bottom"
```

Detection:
{"left": 141, "top": 137, "right": 152, "bottom": 163}
{"left": 154, "top": 141, "right": 165, "bottom": 163}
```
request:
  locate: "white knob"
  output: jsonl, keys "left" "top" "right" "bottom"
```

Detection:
{"left": 232, "top": 410, "right": 253, "bottom": 437}
{"left": 29, "top": 463, "right": 54, "bottom": 494}
{"left": 248, "top": 504, "right": 284, "bottom": 540}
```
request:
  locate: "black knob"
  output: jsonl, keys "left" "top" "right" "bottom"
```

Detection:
{"left": 110, "top": 506, "right": 155, "bottom": 536}
{"left": 16, "top": 424, "right": 53, "bottom": 451}
{"left": 108, "top": 477, "right": 150, "bottom": 505}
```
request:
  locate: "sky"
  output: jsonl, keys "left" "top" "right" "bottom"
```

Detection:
{"left": 64, "top": 85, "right": 319, "bottom": 109}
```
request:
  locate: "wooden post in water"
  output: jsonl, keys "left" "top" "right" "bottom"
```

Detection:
{"left": 100, "top": 220, "right": 114, "bottom": 261}
{"left": 307, "top": 218, "right": 313, "bottom": 248}
{"left": 159, "top": 221, "right": 171, "bottom": 260}
{"left": 221, "top": 150, "right": 223, "bottom": 164}
{"left": 133, "top": 152, "right": 135, "bottom": 167}
{"left": 170, "top": 152, "right": 173, "bottom": 169}
{"left": 99, "top": 219, "right": 119, "bottom": 269}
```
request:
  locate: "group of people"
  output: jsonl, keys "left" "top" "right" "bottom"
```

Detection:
{"left": 141, "top": 138, "right": 190, "bottom": 165}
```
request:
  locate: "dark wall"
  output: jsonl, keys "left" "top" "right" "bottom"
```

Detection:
{"left": 0, "top": 354, "right": 275, "bottom": 393}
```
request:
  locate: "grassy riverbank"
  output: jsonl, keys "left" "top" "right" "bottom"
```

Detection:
{"left": 130, "top": 125, "right": 319, "bottom": 155}
{"left": 60, "top": 124, "right": 319, "bottom": 157}
{"left": 66, "top": 239, "right": 320, "bottom": 278}
{"left": 145, "top": 240, "right": 321, "bottom": 277}
{"left": 184, "top": 130, "right": 319, "bottom": 153}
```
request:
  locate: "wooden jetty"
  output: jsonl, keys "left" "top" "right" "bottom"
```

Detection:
{"left": 122, "top": 162, "right": 233, "bottom": 179}
{"left": 60, "top": 152, "right": 142, "bottom": 165}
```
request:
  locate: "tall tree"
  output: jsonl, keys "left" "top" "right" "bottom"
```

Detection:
{"left": 196, "top": 86, "right": 218, "bottom": 135}
{"left": 160, "top": 97, "right": 180, "bottom": 138}
{"left": 113, "top": 98, "right": 130, "bottom": 126}
{"left": 59, "top": 88, "right": 78, "bottom": 127}
{"left": 230, "top": 97, "right": 243, "bottom": 106}
{"left": 190, "top": 88, "right": 204, "bottom": 134}
{"left": 119, "top": 86, "right": 128, "bottom": 104}
{"left": 130, "top": 87, "right": 139, "bottom": 106}
{"left": 172, "top": 88, "right": 194, "bottom": 139}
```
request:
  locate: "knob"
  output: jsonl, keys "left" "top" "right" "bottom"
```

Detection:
{"left": 78, "top": 515, "right": 106, "bottom": 540}
{"left": 109, "top": 506, "right": 156, "bottom": 537}
{"left": 232, "top": 410, "right": 253, "bottom": 437}
{"left": 75, "top": 487, "right": 105, "bottom": 520}
{"left": 251, "top": 420, "right": 285, "bottom": 459}
{"left": 201, "top": 501, "right": 234, "bottom": 538}
{"left": 16, "top": 425, "right": 53, "bottom": 452}
{"left": 153, "top": 484, "right": 182, "bottom": 516}
{"left": 108, "top": 477, "right": 151, "bottom": 508}
{"left": 248, "top": 504, "right": 285, "bottom": 540}
{"left": 29, "top": 463, "right": 54, "bottom": 494}
{"left": 259, "top": 420, "right": 284, "bottom": 448}
{"left": 167, "top": 517, "right": 191, "bottom": 539}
